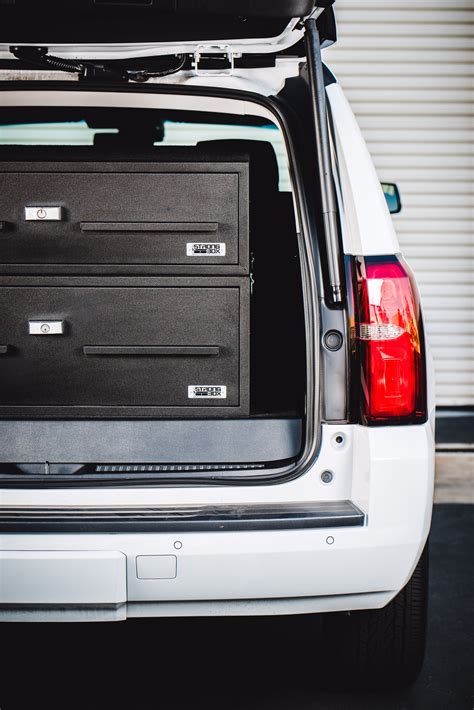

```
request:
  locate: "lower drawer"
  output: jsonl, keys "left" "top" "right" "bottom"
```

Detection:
{"left": 0, "top": 278, "right": 249, "bottom": 417}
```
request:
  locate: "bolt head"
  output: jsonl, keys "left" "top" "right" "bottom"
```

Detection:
{"left": 323, "top": 330, "right": 343, "bottom": 352}
{"left": 321, "top": 470, "right": 334, "bottom": 484}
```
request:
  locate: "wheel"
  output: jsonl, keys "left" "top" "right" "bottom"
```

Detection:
{"left": 322, "top": 541, "right": 429, "bottom": 690}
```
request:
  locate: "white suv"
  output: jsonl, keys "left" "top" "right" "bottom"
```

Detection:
{"left": 0, "top": 0, "right": 434, "bottom": 689}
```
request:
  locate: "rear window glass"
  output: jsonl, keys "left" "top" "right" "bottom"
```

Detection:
{"left": 0, "top": 119, "right": 291, "bottom": 192}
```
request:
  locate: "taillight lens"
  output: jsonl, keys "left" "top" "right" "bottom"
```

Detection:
{"left": 352, "top": 255, "right": 427, "bottom": 425}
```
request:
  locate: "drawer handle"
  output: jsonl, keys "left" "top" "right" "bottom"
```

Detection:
{"left": 80, "top": 222, "right": 219, "bottom": 233}
{"left": 83, "top": 346, "right": 220, "bottom": 357}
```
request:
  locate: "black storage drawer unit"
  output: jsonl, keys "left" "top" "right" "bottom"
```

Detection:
{"left": 0, "top": 160, "right": 249, "bottom": 274}
{"left": 0, "top": 277, "right": 249, "bottom": 418}
{"left": 0, "top": 143, "right": 286, "bottom": 420}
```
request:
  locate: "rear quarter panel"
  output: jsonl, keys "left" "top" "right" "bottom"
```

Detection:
{"left": 326, "top": 82, "right": 400, "bottom": 256}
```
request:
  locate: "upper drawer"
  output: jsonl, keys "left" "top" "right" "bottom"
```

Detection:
{"left": 0, "top": 165, "right": 249, "bottom": 274}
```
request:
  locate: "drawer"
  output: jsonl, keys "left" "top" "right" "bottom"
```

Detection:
{"left": 0, "top": 278, "right": 249, "bottom": 417}
{"left": 0, "top": 166, "right": 249, "bottom": 273}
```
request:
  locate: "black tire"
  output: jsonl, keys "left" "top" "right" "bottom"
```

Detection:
{"left": 322, "top": 541, "right": 429, "bottom": 690}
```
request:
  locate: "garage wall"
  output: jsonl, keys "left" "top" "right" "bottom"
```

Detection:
{"left": 324, "top": 0, "right": 474, "bottom": 407}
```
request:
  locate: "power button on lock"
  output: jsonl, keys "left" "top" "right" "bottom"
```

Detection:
{"left": 25, "top": 206, "right": 63, "bottom": 221}
{"left": 29, "top": 320, "right": 65, "bottom": 335}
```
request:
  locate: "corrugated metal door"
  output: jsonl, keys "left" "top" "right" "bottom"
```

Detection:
{"left": 325, "top": 0, "right": 474, "bottom": 406}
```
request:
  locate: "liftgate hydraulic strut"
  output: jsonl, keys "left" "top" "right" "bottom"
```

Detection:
{"left": 305, "top": 17, "right": 342, "bottom": 304}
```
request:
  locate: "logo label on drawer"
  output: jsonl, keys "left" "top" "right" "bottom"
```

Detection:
{"left": 186, "top": 242, "right": 226, "bottom": 256}
{"left": 188, "top": 385, "right": 227, "bottom": 399}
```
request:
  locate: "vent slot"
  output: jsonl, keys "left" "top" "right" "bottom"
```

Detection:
{"left": 94, "top": 0, "right": 153, "bottom": 6}
{"left": 95, "top": 463, "right": 266, "bottom": 473}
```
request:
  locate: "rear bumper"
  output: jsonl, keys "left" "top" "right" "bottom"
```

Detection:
{"left": 0, "top": 421, "right": 435, "bottom": 620}
{"left": 0, "top": 524, "right": 425, "bottom": 621}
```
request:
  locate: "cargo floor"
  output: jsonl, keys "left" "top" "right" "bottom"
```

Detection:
{"left": 0, "top": 417, "right": 303, "bottom": 473}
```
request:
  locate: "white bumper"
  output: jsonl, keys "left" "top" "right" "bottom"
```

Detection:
{"left": 0, "top": 421, "right": 435, "bottom": 621}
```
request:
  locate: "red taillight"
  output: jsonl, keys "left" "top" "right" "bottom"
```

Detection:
{"left": 353, "top": 256, "right": 427, "bottom": 425}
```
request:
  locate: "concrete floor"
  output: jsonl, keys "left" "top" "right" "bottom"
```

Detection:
{"left": 435, "top": 453, "right": 473, "bottom": 503}
{"left": 435, "top": 411, "right": 473, "bottom": 503}
{"left": 1, "top": 503, "right": 472, "bottom": 710}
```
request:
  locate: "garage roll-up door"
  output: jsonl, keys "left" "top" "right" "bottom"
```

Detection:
{"left": 325, "top": 0, "right": 474, "bottom": 407}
